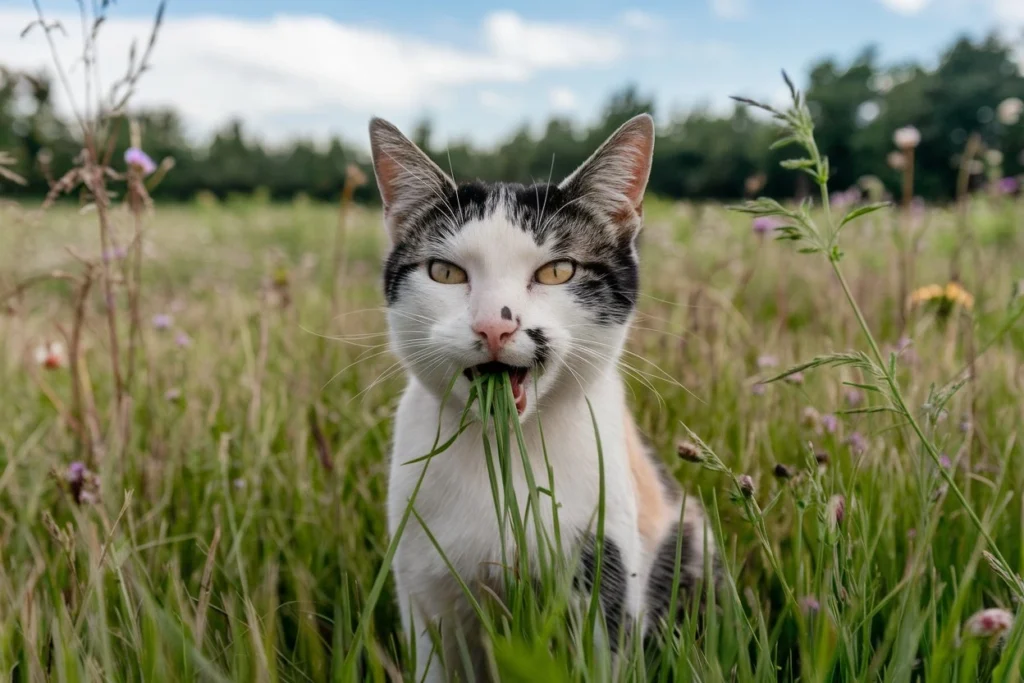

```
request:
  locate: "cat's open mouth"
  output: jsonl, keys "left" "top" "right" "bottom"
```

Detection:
{"left": 463, "top": 362, "right": 531, "bottom": 414}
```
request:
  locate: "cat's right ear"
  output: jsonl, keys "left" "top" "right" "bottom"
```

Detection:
{"left": 369, "top": 117, "right": 456, "bottom": 243}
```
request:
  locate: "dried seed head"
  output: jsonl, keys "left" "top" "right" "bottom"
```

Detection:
{"left": 773, "top": 463, "right": 795, "bottom": 480}
{"left": 828, "top": 494, "right": 846, "bottom": 528}
{"left": 738, "top": 474, "right": 756, "bottom": 498}
{"left": 677, "top": 441, "right": 703, "bottom": 463}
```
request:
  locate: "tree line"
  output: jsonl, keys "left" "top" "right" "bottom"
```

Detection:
{"left": 2, "top": 32, "right": 1023, "bottom": 203}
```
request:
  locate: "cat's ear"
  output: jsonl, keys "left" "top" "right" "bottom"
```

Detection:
{"left": 559, "top": 113, "right": 654, "bottom": 233}
{"left": 369, "top": 117, "right": 456, "bottom": 242}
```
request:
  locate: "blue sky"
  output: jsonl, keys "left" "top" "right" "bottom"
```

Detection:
{"left": 1, "top": 0, "right": 1020, "bottom": 147}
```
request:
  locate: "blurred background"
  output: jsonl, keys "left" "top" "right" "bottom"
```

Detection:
{"left": 2, "top": 0, "right": 1023, "bottom": 202}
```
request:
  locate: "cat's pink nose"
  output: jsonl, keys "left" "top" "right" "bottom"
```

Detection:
{"left": 473, "top": 318, "right": 518, "bottom": 357}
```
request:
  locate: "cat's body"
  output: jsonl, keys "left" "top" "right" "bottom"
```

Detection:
{"left": 369, "top": 115, "right": 715, "bottom": 682}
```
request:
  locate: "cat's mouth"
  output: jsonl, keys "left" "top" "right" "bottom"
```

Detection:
{"left": 463, "top": 362, "right": 531, "bottom": 414}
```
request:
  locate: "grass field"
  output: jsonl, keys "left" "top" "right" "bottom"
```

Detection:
{"left": 1, "top": 187, "right": 1023, "bottom": 681}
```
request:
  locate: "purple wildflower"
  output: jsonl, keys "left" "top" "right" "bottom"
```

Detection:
{"left": 165, "top": 387, "right": 182, "bottom": 402}
{"left": 234, "top": 478, "right": 246, "bottom": 489}
{"left": 939, "top": 454, "right": 952, "bottom": 469}
{"left": 125, "top": 147, "right": 157, "bottom": 175}
{"left": 751, "top": 382, "right": 767, "bottom": 396}
{"left": 843, "top": 388, "right": 864, "bottom": 407}
{"left": 152, "top": 313, "right": 173, "bottom": 330}
{"left": 821, "top": 414, "right": 838, "bottom": 434}
{"left": 846, "top": 432, "right": 868, "bottom": 454}
{"left": 175, "top": 332, "right": 192, "bottom": 348}
{"left": 999, "top": 177, "right": 1019, "bottom": 195}
{"left": 757, "top": 354, "right": 778, "bottom": 369}
{"left": 66, "top": 461, "right": 87, "bottom": 484}
{"left": 752, "top": 216, "right": 783, "bottom": 235}
{"left": 102, "top": 246, "right": 128, "bottom": 263}
{"left": 800, "top": 596, "right": 821, "bottom": 614}
{"left": 785, "top": 371, "right": 805, "bottom": 385}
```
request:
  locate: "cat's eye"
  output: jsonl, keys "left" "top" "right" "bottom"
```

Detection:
{"left": 535, "top": 260, "right": 576, "bottom": 285}
{"left": 427, "top": 260, "right": 468, "bottom": 285}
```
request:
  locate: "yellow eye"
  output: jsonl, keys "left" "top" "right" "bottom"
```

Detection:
{"left": 535, "top": 260, "right": 576, "bottom": 285}
{"left": 428, "top": 260, "right": 468, "bottom": 284}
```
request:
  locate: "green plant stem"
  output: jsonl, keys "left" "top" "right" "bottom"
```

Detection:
{"left": 828, "top": 260, "right": 1017, "bottom": 591}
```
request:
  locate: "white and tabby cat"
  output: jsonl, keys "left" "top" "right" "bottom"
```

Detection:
{"left": 369, "top": 114, "right": 715, "bottom": 682}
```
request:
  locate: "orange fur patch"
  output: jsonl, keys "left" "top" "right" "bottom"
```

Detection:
{"left": 625, "top": 412, "right": 673, "bottom": 553}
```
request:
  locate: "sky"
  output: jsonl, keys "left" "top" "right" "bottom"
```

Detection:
{"left": 1, "top": 0, "right": 1021, "bottom": 149}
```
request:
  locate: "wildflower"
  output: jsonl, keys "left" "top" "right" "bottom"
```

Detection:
{"left": 801, "top": 406, "right": 821, "bottom": 429}
{"left": 751, "top": 382, "right": 767, "bottom": 396}
{"left": 963, "top": 608, "right": 1014, "bottom": 640}
{"left": 164, "top": 387, "right": 182, "bottom": 402}
{"left": 998, "top": 177, "right": 1019, "bottom": 195}
{"left": 773, "top": 463, "right": 795, "bottom": 480}
{"left": 752, "top": 216, "right": 783, "bottom": 235}
{"left": 784, "top": 372, "right": 805, "bottom": 385}
{"left": 893, "top": 126, "right": 921, "bottom": 150}
{"left": 828, "top": 494, "right": 846, "bottom": 528}
{"left": 997, "top": 97, "right": 1023, "bottom": 125}
{"left": 887, "top": 151, "right": 907, "bottom": 170}
{"left": 843, "top": 388, "right": 864, "bottom": 407}
{"left": 33, "top": 340, "right": 67, "bottom": 370}
{"left": 737, "top": 474, "right": 756, "bottom": 498}
{"left": 800, "top": 596, "right": 821, "bottom": 614}
{"left": 846, "top": 432, "right": 867, "bottom": 454}
{"left": 830, "top": 187, "right": 861, "bottom": 209}
{"left": 64, "top": 460, "right": 100, "bottom": 505}
{"left": 152, "top": 313, "right": 173, "bottom": 330}
{"left": 938, "top": 454, "right": 952, "bottom": 469}
{"left": 234, "top": 478, "right": 246, "bottom": 489}
{"left": 907, "top": 528, "right": 917, "bottom": 540}
{"left": 959, "top": 415, "right": 972, "bottom": 433}
{"left": 757, "top": 354, "right": 778, "bottom": 369}
{"left": 821, "top": 414, "right": 838, "bottom": 434}
{"left": 124, "top": 147, "right": 157, "bottom": 176}
{"left": 677, "top": 441, "right": 703, "bottom": 463}
{"left": 985, "top": 149, "right": 1004, "bottom": 167}
{"left": 908, "top": 282, "right": 974, "bottom": 311}
{"left": 175, "top": 332, "right": 192, "bottom": 348}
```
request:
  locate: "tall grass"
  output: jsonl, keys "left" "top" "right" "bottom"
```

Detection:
{"left": 2, "top": 7, "right": 1023, "bottom": 677}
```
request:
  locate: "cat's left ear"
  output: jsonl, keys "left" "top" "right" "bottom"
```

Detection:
{"left": 559, "top": 113, "right": 654, "bottom": 234}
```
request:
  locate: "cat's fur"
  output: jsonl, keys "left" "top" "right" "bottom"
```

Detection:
{"left": 369, "top": 114, "right": 715, "bottom": 682}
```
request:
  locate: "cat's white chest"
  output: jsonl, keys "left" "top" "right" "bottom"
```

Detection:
{"left": 386, "top": 378, "right": 641, "bottom": 600}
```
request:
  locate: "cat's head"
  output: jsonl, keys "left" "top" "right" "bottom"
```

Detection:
{"left": 369, "top": 114, "right": 654, "bottom": 419}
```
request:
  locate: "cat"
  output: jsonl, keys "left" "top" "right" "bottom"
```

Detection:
{"left": 369, "top": 113, "right": 716, "bottom": 682}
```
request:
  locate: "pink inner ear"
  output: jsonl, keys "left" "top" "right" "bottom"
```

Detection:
{"left": 620, "top": 133, "right": 654, "bottom": 209}
{"left": 374, "top": 153, "right": 402, "bottom": 210}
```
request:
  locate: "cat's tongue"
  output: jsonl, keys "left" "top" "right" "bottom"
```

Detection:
{"left": 510, "top": 370, "right": 527, "bottom": 414}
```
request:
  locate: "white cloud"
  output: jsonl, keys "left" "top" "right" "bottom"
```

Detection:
{"left": 0, "top": 7, "right": 625, "bottom": 139}
{"left": 876, "top": 0, "right": 933, "bottom": 15}
{"left": 711, "top": 0, "right": 749, "bottom": 20}
{"left": 482, "top": 11, "right": 622, "bottom": 69}
{"left": 548, "top": 87, "right": 578, "bottom": 111}
{"left": 992, "top": 0, "right": 1024, "bottom": 23}
{"left": 620, "top": 10, "right": 659, "bottom": 31}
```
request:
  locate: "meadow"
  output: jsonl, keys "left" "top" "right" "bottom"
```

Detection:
{"left": 1, "top": 164, "right": 1024, "bottom": 679}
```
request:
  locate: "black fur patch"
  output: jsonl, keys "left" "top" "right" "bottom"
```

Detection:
{"left": 645, "top": 521, "right": 703, "bottom": 628}
{"left": 576, "top": 532, "right": 628, "bottom": 650}
{"left": 525, "top": 328, "right": 549, "bottom": 366}
{"left": 381, "top": 180, "right": 640, "bottom": 324}
{"left": 501, "top": 306, "right": 512, "bottom": 321}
